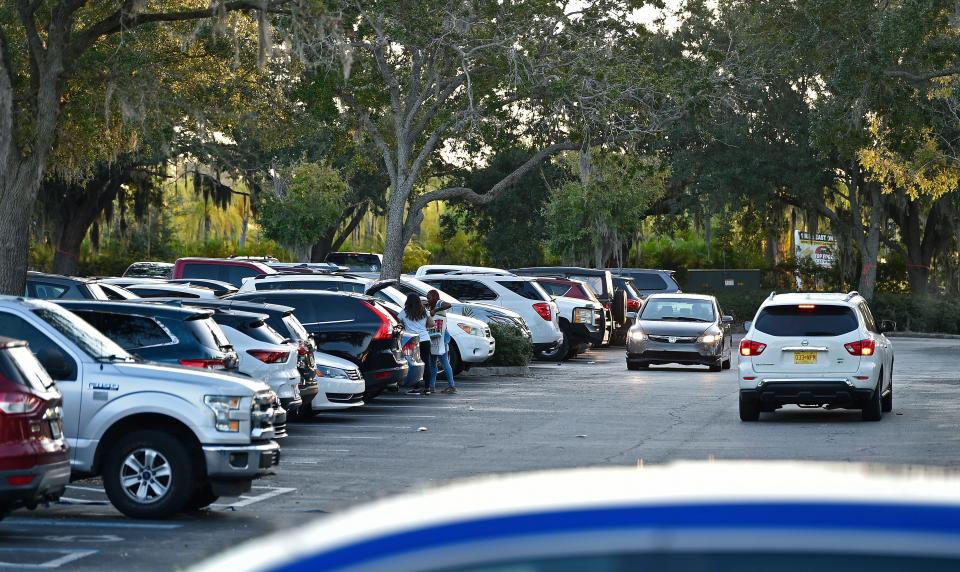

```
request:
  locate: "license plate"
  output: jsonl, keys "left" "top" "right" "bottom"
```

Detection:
{"left": 794, "top": 351, "right": 818, "bottom": 365}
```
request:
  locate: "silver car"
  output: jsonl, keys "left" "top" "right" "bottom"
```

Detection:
{"left": 626, "top": 293, "right": 733, "bottom": 371}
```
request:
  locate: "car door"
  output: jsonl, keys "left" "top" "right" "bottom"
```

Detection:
{"left": 0, "top": 310, "right": 83, "bottom": 459}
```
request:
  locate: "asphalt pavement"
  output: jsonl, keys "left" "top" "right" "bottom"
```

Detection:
{"left": 2, "top": 336, "right": 959, "bottom": 570}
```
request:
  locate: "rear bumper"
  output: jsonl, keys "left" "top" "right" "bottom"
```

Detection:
{"left": 202, "top": 440, "right": 280, "bottom": 479}
{"left": 0, "top": 459, "right": 71, "bottom": 510}
{"left": 363, "top": 364, "right": 408, "bottom": 396}
{"left": 533, "top": 341, "right": 560, "bottom": 354}
{"left": 741, "top": 382, "right": 875, "bottom": 406}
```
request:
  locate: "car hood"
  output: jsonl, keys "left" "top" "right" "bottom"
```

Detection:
{"left": 111, "top": 362, "right": 271, "bottom": 395}
{"left": 445, "top": 313, "right": 487, "bottom": 331}
{"left": 313, "top": 351, "right": 360, "bottom": 371}
{"left": 637, "top": 320, "right": 714, "bottom": 336}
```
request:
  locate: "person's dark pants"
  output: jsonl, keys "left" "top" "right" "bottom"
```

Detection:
{"left": 419, "top": 341, "right": 433, "bottom": 387}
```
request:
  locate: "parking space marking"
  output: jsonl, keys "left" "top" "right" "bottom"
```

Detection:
{"left": 292, "top": 425, "right": 413, "bottom": 430}
{"left": 0, "top": 547, "right": 98, "bottom": 569}
{"left": 63, "top": 486, "right": 104, "bottom": 493}
{"left": 1, "top": 518, "right": 181, "bottom": 530}
{"left": 212, "top": 486, "right": 296, "bottom": 510}
{"left": 278, "top": 448, "right": 351, "bottom": 453}
{"left": 320, "top": 413, "right": 437, "bottom": 419}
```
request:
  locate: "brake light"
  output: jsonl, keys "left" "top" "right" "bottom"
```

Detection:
{"left": 179, "top": 358, "right": 226, "bottom": 369}
{"left": 247, "top": 350, "right": 290, "bottom": 364}
{"left": 739, "top": 339, "right": 767, "bottom": 356}
{"left": 362, "top": 301, "right": 395, "bottom": 340}
{"left": 627, "top": 299, "right": 641, "bottom": 312}
{"left": 844, "top": 339, "right": 876, "bottom": 356}
{"left": 532, "top": 302, "right": 552, "bottom": 321}
{"left": 6, "top": 475, "right": 35, "bottom": 486}
{"left": 0, "top": 393, "right": 42, "bottom": 415}
{"left": 798, "top": 304, "right": 816, "bottom": 310}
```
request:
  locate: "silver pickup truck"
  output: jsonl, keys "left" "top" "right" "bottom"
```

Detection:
{"left": 0, "top": 296, "right": 281, "bottom": 519}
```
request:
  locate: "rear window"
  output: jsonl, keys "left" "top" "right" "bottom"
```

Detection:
{"left": 632, "top": 272, "right": 669, "bottom": 290}
{"left": 27, "top": 281, "right": 69, "bottom": 299}
{"left": 75, "top": 312, "right": 174, "bottom": 350}
{"left": 754, "top": 304, "right": 859, "bottom": 337}
{"left": 190, "top": 317, "right": 232, "bottom": 351}
{"left": 256, "top": 280, "right": 365, "bottom": 293}
{"left": 241, "top": 321, "right": 288, "bottom": 345}
{"left": 0, "top": 346, "right": 56, "bottom": 391}
{"left": 570, "top": 274, "right": 608, "bottom": 297}
{"left": 496, "top": 280, "right": 549, "bottom": 301}
{"left": 124, "top": 263, "right": 172, "bottom": 278}
{"left": 325, "top": 253, "right": 382, "bottom": 272}
{"left": 539, "top": 282, "right": 573, "bottom": 297}
{"left": 181, "top": 263, "right": 222, "bottom": 281}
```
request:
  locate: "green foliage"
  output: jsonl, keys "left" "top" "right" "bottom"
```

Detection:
{"left": 255, "top": 162, "right": 349, "bottom": 259}
{"left": 402, "top": 242, "right": 432, "bottom": 273}
{"left": 486, "top": 323, "right": 533, "bottom": 367}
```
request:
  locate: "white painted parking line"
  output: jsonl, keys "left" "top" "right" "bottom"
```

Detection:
{"left": 1, "top": 518, "right": 181, "bottom": 530}
{"left": 317, "top": 435, "right": 381, "bottom": 440}
{"left": 278, "top": 448, "right": 351, "bottom": 453}
{"left": 63, "top": 486, "right": 105, "bottom": 493}
{"left": 0, "top": 547, "right": 97, "bottom": 569}
{"left": 292, "top": 425, "right": 414, "bottom": 430}
{"left": 320, "top": 413, "right": 437, "bottom": 419}
{"left": 212, "top": 486, "right": 295, "bottom": 510}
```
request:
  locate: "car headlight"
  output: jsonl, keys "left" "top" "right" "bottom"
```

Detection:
{"left": 457, "top": 323, "right": 481, "bottom": 336}
{"left": 698, "top": 334, "right": 720, "bottom": 344}
{"left": 315, "top": 366, "right": 350, "bottom": 379}
{"left": 629, "top": 329, "right": 647, "bottom": 341}
{"left": 204, "top": 395, "right": 242, "bottom": 432}
{"left": 573, "top": 308, "right": 593, "bottom": 324}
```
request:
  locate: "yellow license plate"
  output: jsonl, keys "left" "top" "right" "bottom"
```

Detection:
{"left": 794, "top": 352, "right": 818, "bottom": 365}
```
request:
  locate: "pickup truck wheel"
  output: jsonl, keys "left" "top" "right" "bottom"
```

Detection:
{"left": 185, "top": 484, "right": 220, "bottom": 511}
{"left": 103, "top": 430, "right": 196, "bottom": 519}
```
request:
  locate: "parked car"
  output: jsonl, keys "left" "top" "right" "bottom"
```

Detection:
{"left": 125, "top": 282, "right": 219, "bottom": 299}
{"left": 532, "top": 276, "right": 608, "bottom": 359}
{"left": 237, "top": 273, "right": 368, "bottom": 294}
{"left": 122, "top": 261, "right": 174, "bottom": 279}
{"left": 738, "top": 291, "right": 895, "bottom": 422}
{"left": 626, "top": 293, "right": 733, "bottom": 372}
{"left": 511, "top": 267, "right": 628, "bottom": 332}
{"left": 0, "top": 297, "right": 281, "bottom": 518}
{"left": 414, "top": 264, "right": 508, "bottom": 277}
{"left": 324, "top": 252, "right": 383, "bottom": 273}
{"left": 610, "top": 275, "right": 644, "bottom": 345}
{"left": 0, "top": 337, "right": 70, "bottom": 521}
{"left": 269, "top": 262, "right": 342, "bottom": 274}
{"left": 168, "top": 278, "right": 238, "bottom": 297}
{"left": 419, "top": 272, "right": 563, "bottom": 358}
{"left": 605, "top": 267, "right": 682, "bottom": 297}
{"left": 195, "top": 462, "right": 960, "bottom": 572}
{"left": 26, "top": 271, "right": 138, "bottom": 301}
{"left": 172, "top": 257, "right": 277, "bottom": 287}
{"left": 228, "top": 290, "right": 408, "bottom": 399}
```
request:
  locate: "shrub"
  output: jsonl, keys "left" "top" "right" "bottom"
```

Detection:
{"left": 486, "top": 323, "right": 532, "bottom": 367}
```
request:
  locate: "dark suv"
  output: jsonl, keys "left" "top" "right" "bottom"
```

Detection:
{"left": 0, "top": 337, "right": 70, "bottom": 521}
{"left": 172, "top": 258, "right": 277, "bottom": 288}
{"left": 228, "top": 290, "right": 407, "bottom": 399}
{"left": 26, "top": 271, "right": 137, "bottom": 301}
{"left": 605, "top": 268, "right": 681, "bottom": 298}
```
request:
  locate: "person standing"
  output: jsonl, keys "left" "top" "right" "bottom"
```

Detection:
{"left": 427, "top": 290, "right": 457, "bottom": 394}
{"left": 398, "top": 293, "right": 434, "bottom": 394}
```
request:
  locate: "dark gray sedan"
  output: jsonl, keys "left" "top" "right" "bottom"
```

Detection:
{"left": 625, "top": 293, "right": 733, "bottom": 371}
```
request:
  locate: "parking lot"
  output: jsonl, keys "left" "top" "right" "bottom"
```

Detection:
{"left": 2, "top": 336, "right": 959, "bottom": 570}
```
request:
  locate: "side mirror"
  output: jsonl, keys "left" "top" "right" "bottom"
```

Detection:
{"left": 721, "top": 315, "right": 734, "bottom": 324}
{"left": 743, "top": 320, "right": 753, "bottom": 332}
{"left": 38, "top": 347, "right": 72, "bottom": 380}
{"left": 879, "top": 319, "right": 896, "bottom": 333}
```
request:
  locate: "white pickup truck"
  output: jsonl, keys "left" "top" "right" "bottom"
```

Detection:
{"left": 0, "top": 296, "right": 281, "bottom": 519}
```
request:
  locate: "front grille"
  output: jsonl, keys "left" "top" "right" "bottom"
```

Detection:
{"left": 326, "top": 392, "right": 364, "bottom": 403}
{"left": 641, "top": 350, "right": 702, "bottom": 360}
{"left": 648, "top": 335, "right": 697, "bottom": 344}
{"left": 251, "top": 391, "right": 276, "bottom": 437}
{"left": 346, "top": 369, "right": 362, "bottom": 381}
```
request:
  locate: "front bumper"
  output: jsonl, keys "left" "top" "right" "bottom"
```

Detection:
{"left": 202, "top": 440, "right": 280, "bottom": 479}
{"left": 0, "top": 459, "right": 71, "bottom": 511}
{"left": 626, "top": 338, "right": 723, "bottom": 366}
{"left": 569, "top": 322, "right": 604, "bottom": 346}
{"left": 457, "top": 336, "right": 496, "bottom": 364}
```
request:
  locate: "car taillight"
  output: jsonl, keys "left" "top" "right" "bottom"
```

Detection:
{"left": 402, "top": 339, "right": 417, "bottom": 357}
{"left": 845, "top": 339, "right": 876, "bottom": 356}
{"left": 247, "top": 350, "right": 290, "bottom": 364}
{"left": 739, "top": 339, "right": 767, "bottom": 356}
{"left": 627, "top": 299, "right": 641, "bottom": 311}
{"left": 0, "top": 393, "right": 42, "bottom": 415}
{"left": 361, "top": 301, "right": 395, "bottom": 340}
{"left": 6, "top": 475, "right": 35, "bottom": 486}
{"left": 179, "top": 358, "right": 226, "bottom": 369}
{"left": 532, "top": 302, "right": 552, "bottom": 321}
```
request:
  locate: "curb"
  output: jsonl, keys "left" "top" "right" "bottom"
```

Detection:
{"left": 461, "top": 365, "right": 530, "bottom": 377}
{"left": 886, "top": 332, "right": 960, "bottom": 340}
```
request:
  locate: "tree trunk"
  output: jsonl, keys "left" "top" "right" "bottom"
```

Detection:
{"left": 0, "top": 161, "right": 41, "bottom": 294}
{"left": 381, "top": 191, "right": 409, "bottom": 279}
{"left": 856, "top": 184, "right": 884, "bottom": 300}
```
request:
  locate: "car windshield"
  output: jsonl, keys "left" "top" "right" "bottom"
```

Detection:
{"left": 32, "top": 306, "right": 134, "bottom": 362}
{"left": 640, "top": 298, "right": 715, "bottom": 322}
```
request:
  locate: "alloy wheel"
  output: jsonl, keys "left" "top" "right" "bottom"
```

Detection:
{"left": 119, "top": 447, "right": 172, "bottom": 504}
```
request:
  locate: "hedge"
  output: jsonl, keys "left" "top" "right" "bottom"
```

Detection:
{"left": 486, "top": 323, "right": 533, "bottom": 366}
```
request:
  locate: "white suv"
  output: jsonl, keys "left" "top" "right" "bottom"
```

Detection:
{"left": 420, "top": 272, "right": 563, "bottom": 355}
{"left": 738, "top": 292, "right": 895, "bottom": 422}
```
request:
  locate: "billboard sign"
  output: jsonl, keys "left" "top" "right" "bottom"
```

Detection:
{"left": 794, "top": 231, "right": 836, "bottom": 268}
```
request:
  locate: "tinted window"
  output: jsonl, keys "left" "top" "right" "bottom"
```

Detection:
{"left": 497, "top": 280, "right": 548, "bottom": 301}
{"left": 27, "top": 281, "right": 68, "bottom": 299}
{"left": 859, "top": 302, "right": 878, "bottom": 333}
{"left": 539, "top": 282, "right": 572, "bottom": 297}
{"left": 640, "top": 298, "right": 716, "bottom": 322}
{"left": 0, "top": 312, "right": 78, "bottom": 381}
{"left": 74, "top": 312, "right": 173, "bottom": 349}
{"left": 84, "top": 284, "right": 110, "bottom": 300}
{"left": 98, "top": 284, "right": 138, "bottom": 300}
{"left": 240, "top": 322, "right": 288, "bottom": 345}
{"left": 570, "top": 274, "right": 606, "bottom": 296}
{"left": 251, "top": 295, "right": 356, "bottom": 326}
{"left": 257, "top": 280, "right": 365, "bottom": 293}
{"left": 425, "top": 269, "right": 451, "bottom": 275}
{"left": 182, "top": 263, "right": 222, "bottom": 281}
{"left": 631, "top": 272, "right": 668, "bottom": 290}
{"left": 754, "top": 304, "right": 859, "bottom": 337}
{"left": 133, "top": 287, "right": 202, "bottom": 299}
{"left": 325, "top": 253, "right": 382, "bottom": 272}
{"left": 189, "top": 317, "right": 232, "bottom": 351}
{"left": 223, "top": 266, "right": 261, "bottom": 287}
{"left": 0, "top": 346, "right": 56, "bottom": 390}
{"left": 428, "top": 280, "right": 497, "bottom": 301}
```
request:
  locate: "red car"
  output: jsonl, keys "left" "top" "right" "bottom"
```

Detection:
{"left": 172, "top": 257, "right": 277, "bottom": 288}
{"left": 0, "top": 337, "right": 70, "bottom": 521}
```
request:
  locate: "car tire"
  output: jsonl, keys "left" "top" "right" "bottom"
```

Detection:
{"left": 611, "top": 290, "right": 628, "bottom": 326}
{"left": 449, "top": 343, "right": 464, "bottom": 375}
{"left": 881, "top": 371, "right": 893, "bottom": 413}
{"left": 185, "top": 483, "right": 220, "bottom": 511}
{"left": 536, "top": 331, "right": 570, "bottom": 362}
{"left": 102, "top": 430, "right": 197, "bottom": 519}
{"left": 627, "top": 361, "right": 648, "bottom": 371}
{"left": 739, "top": 392, "right": 760, "bottom": 421}
{"left": 862, "top": 377, "right": 883, "bottom": 421}
{"left": 722, "top": 357, "right": 731, "bottom": 370}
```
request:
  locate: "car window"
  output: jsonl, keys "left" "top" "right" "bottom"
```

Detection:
{"left": 190, "top": 317, "right": 232, "bottom": 351}
{"left": 858, "top": 302, "right": 878, "bottom": 333}
{"left": 257, "top": 280, "right": 366, "bottom": 293}
{"left": 570, "top": 274, "right": 605, "bottom": 296}
{"left": 430, "top": 280, "right": 497, "bottom": 301}
{"left": 132, "top": 287, "right": 201, "bottom": 299}
{"left": 182, "top": 263, "right": 223, "bottom": 281}
{"left": 84, "top": 283, "right": 111, "bottom": 300}
{"left": 631, "top": 272, "right": 668, "bottom": 290}
{"left": 539, "top": 282, "right": 573, "bottom": 297}
{"left": 223, "top": 266, "right": 262, "bottom": 287}
{"left": 73, "top": 312, "right": 174, "bottom": 350}
{"left": 640, "top": 298, "right": 716, "bottom": 322}
{"left": 98, "top": 284, "right": 138, "bottom": 300}
{"left": 754, "top": 304, "right": 859, "bottom": 337}
{"left": 497, "top": 280, "right": 549, "bottom": 301}
{"left": 0, "top": 346, "right": 57, "bottom": 391}
{"left": 0, "top": 312, "right": 79, "bottom": 381}
{"left": 324, "top": 253, "right": 382, "bottom": 272}
{"left": 27, "top": 281, "right": 69, "bottom": 299}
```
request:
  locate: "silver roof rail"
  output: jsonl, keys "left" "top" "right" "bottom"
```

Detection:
{"left": 767, "top": 291, "right": 777, "bottom": 300}
{"left": 844, "top": 291, "right": 860, "bottom": 301}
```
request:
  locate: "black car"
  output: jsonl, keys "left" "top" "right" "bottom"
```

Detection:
{"left": 227, "top": 290, "right": 407, "bottom": 399}
{"left": 122, "top": 261, "right": 174, "bottom": 279}
{"left": 605, "top": 268, "right": 681, "bottom": 298}
{"left": 26, "top": 272, "right": 138, "bottom": 301}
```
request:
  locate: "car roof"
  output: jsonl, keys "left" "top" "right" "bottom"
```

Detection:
{"left": 512, "top": 266, "right": 611, "bottom": 276}
{"left": 764, "top": 292, "right": 863, "bottom": 305}
{"left": 26, "top": 271, "right": 90, "bottom": 284}
{"left": 229, "top": 289, "right": 373, "bottom": 301}
{"left": 55, "top": 299, "right": 214, "bottom": 320}
{"left": 175, "top": 257, "right": 275, "bottom": 271}
{"left": 644, "top": 293, "right": 716, "bottom": 301}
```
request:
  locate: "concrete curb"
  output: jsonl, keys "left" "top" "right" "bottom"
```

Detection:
{"left": 462, "top": 365, "right": 530, "bottom": 377}
{"left": 886, "top": 331, "right": 960, "bottom": 340}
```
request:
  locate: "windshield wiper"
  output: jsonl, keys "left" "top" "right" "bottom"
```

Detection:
{"left": 660, "top": 316, "right": 711, "bottom": 322}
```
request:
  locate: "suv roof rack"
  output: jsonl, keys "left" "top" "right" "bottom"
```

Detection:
{"left": 844, "top": 290, "right": 860, "bottom": 301}
{"left": 446, "top": 270, "right": 517, "bottom": 277}
{"left": 767, "top": 291, "right": 777, "bottom": 300}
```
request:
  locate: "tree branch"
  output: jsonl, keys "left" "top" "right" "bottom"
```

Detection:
{"left": 339, "top": 91, "right": 398, "bottom": 188}
{"left": 884, "top": 66, "right": 960, "bottom": 82}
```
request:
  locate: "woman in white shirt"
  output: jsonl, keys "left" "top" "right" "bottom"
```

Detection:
{"left": 398, "top": 293, "right": 434, "bottom": 394}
